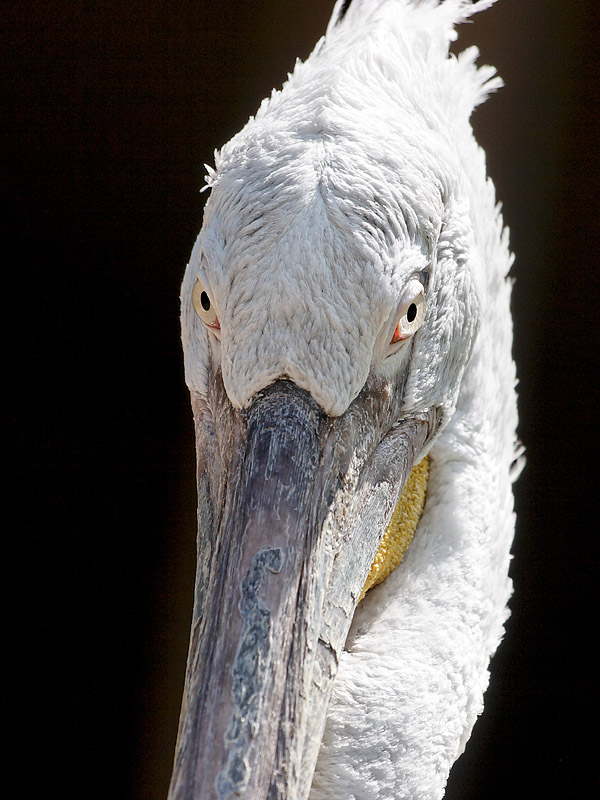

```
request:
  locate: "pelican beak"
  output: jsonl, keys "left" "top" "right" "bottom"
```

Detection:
{"left": 168, "top": 378, "right": 431, "bottom": 800}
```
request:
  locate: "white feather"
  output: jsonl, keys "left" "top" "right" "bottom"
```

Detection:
{"left": 181, "top": 1, "right": 519, "bottom": 797}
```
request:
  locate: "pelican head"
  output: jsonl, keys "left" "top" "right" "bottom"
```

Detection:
{"left": 170, "top": 2, "right": 518, "bottom": 799}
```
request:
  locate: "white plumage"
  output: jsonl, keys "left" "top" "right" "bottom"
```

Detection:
{"left": 176, "top": 1, "right": 519, "bottom": 798}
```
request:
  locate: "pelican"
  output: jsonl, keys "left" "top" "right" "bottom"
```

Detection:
{"left": 169, "top": 1, "right": 520, "bottom": 798}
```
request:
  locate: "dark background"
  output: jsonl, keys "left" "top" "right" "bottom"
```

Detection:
{"left": 4, "top": 1, "right": 598, "bottom": 798}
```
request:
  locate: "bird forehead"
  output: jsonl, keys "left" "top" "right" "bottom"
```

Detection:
{"left": 207, "top": 122, "right": 448, "bottom": 252}
{"left": 201, "top": 129, "right": 437, "bottom": 293}
{"left": 211, "top": 210, "right": 398, "bottom": 416}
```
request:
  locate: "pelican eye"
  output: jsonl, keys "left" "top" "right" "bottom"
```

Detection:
{"left": 390, "top": 288, "right": 426, "bottom": 345}
{"left": 192, "top": 277, "right": 221, "bottom": 336}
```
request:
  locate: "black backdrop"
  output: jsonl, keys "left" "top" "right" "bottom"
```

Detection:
{"left": 5, "top": 1, "right": 598, "bottom": 798}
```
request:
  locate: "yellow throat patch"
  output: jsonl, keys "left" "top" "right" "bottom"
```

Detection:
{"left": 360, "top": 455, "right": 429, "bottom": 601}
